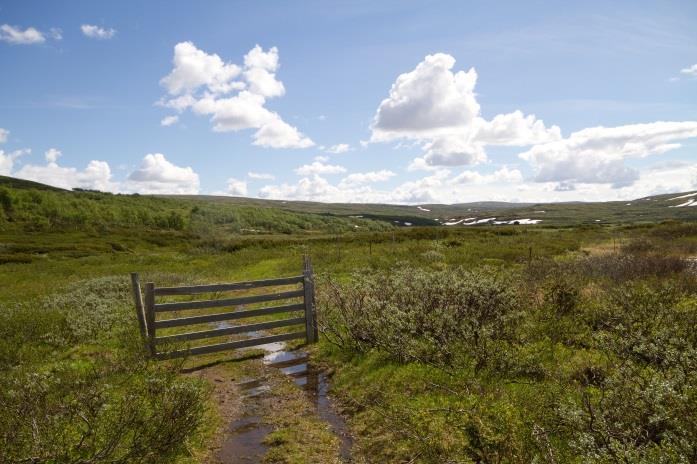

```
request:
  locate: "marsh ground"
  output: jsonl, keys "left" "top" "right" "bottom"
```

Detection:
{"left": 1, "top": 183, "right": 697, "bottom": 462}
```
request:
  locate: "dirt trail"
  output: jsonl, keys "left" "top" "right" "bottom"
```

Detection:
{"left": 187, "top": 335, "right": 352, "bottom": 463}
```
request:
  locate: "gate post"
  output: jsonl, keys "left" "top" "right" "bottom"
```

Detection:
{"left": 130, "top": 273, "right": 148, "bottom": 340}
{"left": 303, "top": 256, "right": 318, "bottom": 343}
{"left": 144, "top": 282, "right": 156, "bottom": 357}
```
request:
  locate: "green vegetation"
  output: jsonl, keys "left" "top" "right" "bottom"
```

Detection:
{"left": 318, "top": 224, "right": 697, "bottom": 462}
{"left": 0, "top": 176, "right": 392, "bottom": 236}
{"left": 0, "top": 277, "right": 210, "bottom": 464}
{"left": 1, "top": 176, "right": 696, "bottom": 462}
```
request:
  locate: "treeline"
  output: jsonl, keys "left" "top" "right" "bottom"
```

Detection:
{"left": 0, "top": 185, "right": 391, "bottom": 235}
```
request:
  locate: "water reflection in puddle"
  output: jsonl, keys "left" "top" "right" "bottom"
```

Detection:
{"left": 237, "top": 377, "right": 271, "bottom": 397}
{"left": 217, "top": 416, "right": 272, "bottom": 463}
{"left": 215, "top": 329, "right": 352, "bottom": 462}
{"left": 263, "top": 346, "right": 353, "bottom": 461}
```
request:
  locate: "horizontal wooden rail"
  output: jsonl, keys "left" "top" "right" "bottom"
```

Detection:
{"left": 155, "top": 331, "right": 306, "bottom": 360}
{"left": 132, "top": 256, "right": 317, "bottom": 360}
{"left": 154, "top": 275, "right": 303, "bottom": 296}
{"left": 155, "top": 317, "right": 306, "bottom": 344}
{"left": 154, "top": 289, "right": 304, "bottom": 312}
{"left": 154, "top": 303, "right": 305, "bottom": 329}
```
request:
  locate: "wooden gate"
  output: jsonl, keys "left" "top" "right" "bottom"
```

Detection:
{"left": 130, "top": 256, "right": 317, "bottom": 359}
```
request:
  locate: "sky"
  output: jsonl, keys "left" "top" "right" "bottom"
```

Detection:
{"left": 1, "top": 0, "right": 696, "bottom": 204}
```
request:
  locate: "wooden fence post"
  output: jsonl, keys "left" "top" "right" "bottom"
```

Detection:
{"left": 309, "top": 260, "right": 318, "bottom": 342}
{"left": 303, "top": 256, "right": 318, "bottom": 343}
{"left": 130, "top": 273, "right": 148, "bottom": 340}
{"left": 144, "top": 282, "right": 156, "bottom": 357}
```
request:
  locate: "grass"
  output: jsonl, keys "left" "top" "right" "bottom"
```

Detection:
{"left": 315, "top": 230, "right": 697, "bottom": 462}
{"left": 1, "top": 176, "right": 696, "bottom": 462}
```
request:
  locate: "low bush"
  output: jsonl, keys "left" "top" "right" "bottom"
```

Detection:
{"left": 318, "top": 244, "right": 697, "bottom": 462}
{"left": 577, "top": 252, "right": 687, "bottom": 282}
{"left": 318, "top": 266, "right": 520, "bottom": 369}
{"left": 0, "top": 276, "right": 208, "bottom": 464}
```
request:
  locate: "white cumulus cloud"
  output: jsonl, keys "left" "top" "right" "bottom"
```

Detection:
{"left": 0, "top": 148, "right": 29, "bottom": 176}
{"left": 339, "top": 170, "right": 396, "bottom": 187}
{"left": 475, "top": 110, "right": 562, "bottom": 146}
{"left": 252, "top": 116, "right": 313, "bottom": 148}
{"left": 14, "top": 157, "right": 115, "bottom": 191}
{"left": 294, "top": 157, "right": 346, "bottom": 176}
{"left": 161, "top": 41, "right": 242, "bottom": 95}
{"left": 160, "top": 115, "right": 179, "bottom": 126}
{"left": 370, "top": 52, "right": 559, "bottom": 167}
{"left": 259, "top": 175, "right": 343, "bottom": 202}
{"left": 451, "top": 166, "right": 523, "bottom": 185}
{"left": 225, "top": 178, "right": 248, "bottom": 196}
{"left": 243, "top": 45, "right": 285, "bottom": 98}
{"left": 159, "top": 42, "right": 312, "bottom": 149}
{"left": 0, "top": 24, "right": 45, "bottom": 44}
{"left": 519, "top": 121, "right": 697, "bottom": 188}
{"left": 81, "top": 24, "right": 116, "bottom": 39}
{"left": 125, "top": 153, "right": 200, "bottom": 194}
{"left": 372, "top": 53, "right": 480, "bottom": 140}
{"left": 44, "top": 148, "right": 61, "bottom": 163}
{"left": 0, "top": 128, "right": 8, "bottom": 144}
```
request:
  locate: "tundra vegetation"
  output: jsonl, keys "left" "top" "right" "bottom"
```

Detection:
{"left": 0, "top": 179, "right": 696, "bottom": 463}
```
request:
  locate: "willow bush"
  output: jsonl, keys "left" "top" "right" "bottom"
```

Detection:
{"left": 318, "top": 266, "right": 521, "bottom": 369}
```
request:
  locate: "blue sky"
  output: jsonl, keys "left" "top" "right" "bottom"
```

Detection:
{"left": 1, "top": 0, "right": 696, "bottom": 203}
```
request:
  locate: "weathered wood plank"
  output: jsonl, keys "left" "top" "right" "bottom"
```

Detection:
{"left": 144, "top": 282, "right": 156, "bottom": 356}
{"left": 154, "top": 302, "right": 305, "bottom": 329}
{"left": 155, "top": 331, "right": 306, "bottom": 359}
{"left": 130, "top": 273, "right": 147, "bottom": 339}
{"left": 154, "top": 289, "right": 304, "bottom": 312}
{"left": 155, "top": 317, "right": 306, "bottom": 344}
{"left": 154, "top": 275, "right": 303, "bottom": 296}
{"left": 303, "top": 255, "right": 318, "bottom": 343}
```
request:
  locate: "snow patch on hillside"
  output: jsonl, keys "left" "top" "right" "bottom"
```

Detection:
{"left": 669, "top": 192, "right": 697, "bottom": 201}
{"left": 670, "top": 199, "right": 697, "bottom": 208}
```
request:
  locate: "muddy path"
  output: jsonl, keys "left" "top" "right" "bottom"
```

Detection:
{"left": 186, "top": 333, "right": 352, "bottom": 463}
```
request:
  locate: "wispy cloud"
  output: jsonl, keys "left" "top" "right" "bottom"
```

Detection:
{"left": 248, "top": 172, "right": 275, "bottom": 180}
{"left": 326, "top": 143, "right": 351, "bottom": 154}
{"left": 81, "top": 24, "right": 117, "bottom": 40}
{"left": 681, "top": 64, "right": 697, "bottom": 77}
{"left": 160, "top": 115, "right": 179, "bottom": 127}
{"left": 0, "top": 24, "right": 46, "bottom": 44}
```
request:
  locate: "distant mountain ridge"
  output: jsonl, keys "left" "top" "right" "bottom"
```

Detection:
{"left": 1, "top": 175, "right": 696, "bottom": 228}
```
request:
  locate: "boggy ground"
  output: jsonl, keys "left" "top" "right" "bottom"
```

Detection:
{"left": 182, "top": 341, "right": 349, "bottom": 463}
{"left": 1, "top": 221, "right": 696, "bottom": 463}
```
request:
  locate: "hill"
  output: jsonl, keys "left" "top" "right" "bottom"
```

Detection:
{"left": 167, "top": 190, "right": 697, "bottom": 227}
{"left": 0, "top": 175, "right": 391, "bottom": 236}
{"left": 2, "top": 175, "right": 697, "bottom": 235}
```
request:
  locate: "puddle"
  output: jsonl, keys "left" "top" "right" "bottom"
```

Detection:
{"left": 263, "top": 346, "right": 353, "bottom": 461}
{"left": 216, "top": 328, "right": 353, "bottom": 462}
{"left": 216, "top": 416, "right": 272, "bottom": 463}
{"left": 237, "top": 377, "right": 271, "bottom": 397}
{"left": 304, "top": 370, "right": 353, "bottom": 461}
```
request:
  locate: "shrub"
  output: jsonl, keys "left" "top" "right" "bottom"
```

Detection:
{"left": 0, "top": 359, "right": 207, "bottom": 464}
{"left": 0, "top": 187, "right": 13, "bottom": 215}
{"left": 554, "top": 363, "right": 697, "bottom": 462}
{"left": 544, "top": 276, "right": 581, "bottom": 316}
{"left": 0, "top": 276, "right": 208, "bottom": 464}
{"left": 40, "top": 276, "right": 134, "bottom": 343}
{"left": 577, "top": 253, "right": 687, "bottom": 282}
{"left": 318, "top": 266, "right": 520, "bottom": 368}
{"left": 621, "top": 237, "right": 656, "bottom": 254}
{"left": 595, "top": 282, "right": 697, "bottom": 370}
